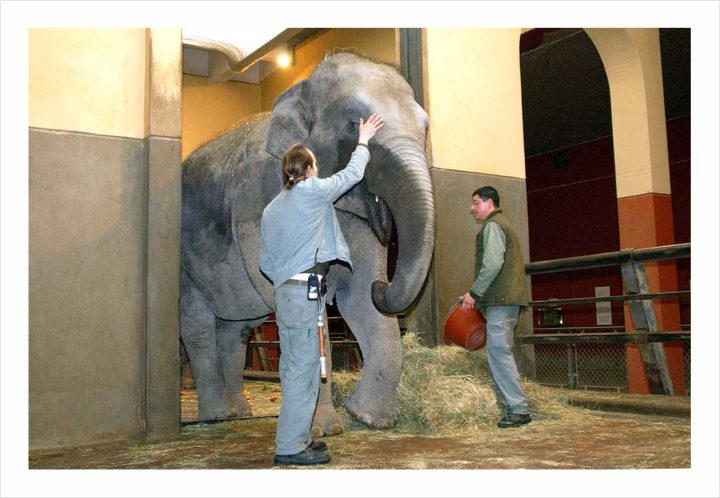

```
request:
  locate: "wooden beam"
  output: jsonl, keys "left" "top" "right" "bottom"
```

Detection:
{"left": 621, "top": 261, "right": 675, "bottom": 395}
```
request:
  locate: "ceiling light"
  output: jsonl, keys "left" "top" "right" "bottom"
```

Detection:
{"left": 277, "top": 52, "right": 291, "bottom": 68}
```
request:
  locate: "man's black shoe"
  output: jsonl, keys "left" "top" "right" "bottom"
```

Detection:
{"left": 274, "top": 447, "right": 330, "bottom": 466}
{"left": 497, "top": 413, "right": 532, "bottom": 429}
{"left": 309, "top": 440, "right": 327, "bottom": 452}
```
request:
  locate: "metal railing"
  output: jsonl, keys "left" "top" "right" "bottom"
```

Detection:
{"left": 525, "top": 243, "right": 690, "bottom": 274}
{"left": 520, "top": 243, "right": 691, "bottom": 393}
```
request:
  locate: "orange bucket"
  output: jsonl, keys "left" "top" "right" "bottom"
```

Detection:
{"left": 442, "top": 302, "right": 487, "bottom": 350}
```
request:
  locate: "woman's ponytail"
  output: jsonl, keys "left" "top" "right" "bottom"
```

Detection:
{"left": 282, "top": 144, "right": 314, "bottom": 189}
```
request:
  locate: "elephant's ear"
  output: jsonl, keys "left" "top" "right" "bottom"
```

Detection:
{"left": 233, "top": 216, "right": 276, "bottom": 310}
{"left": 265, "top": 81, "right": 311, "bottom": 159}
{"left": 335, "top": 181, "right": 393, "bottom": 246}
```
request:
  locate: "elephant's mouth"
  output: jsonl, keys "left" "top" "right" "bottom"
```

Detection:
{"left": 366, "top": 191, "right": 393, "bottom": 248}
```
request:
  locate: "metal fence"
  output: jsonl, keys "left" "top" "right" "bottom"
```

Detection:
{"left": 532, "top": 326, "right": 691, "bottom": 393}
{"left": 523, "top": 243, "right": 691, "bottom": 395}
{"left": 534, "top": 341, "right": 629, "bottom": 390}
{"left": 329, "top": 340, "right": 364, "bottom": 371}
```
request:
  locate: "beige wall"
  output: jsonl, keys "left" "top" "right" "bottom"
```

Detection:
{"left": 425, "top": 29, "right": 526, "bottom": 179}
{"left": 261, "top": 28, "right": 398, "bottom": 111}
{"left": 182, "top": 75, "right": 261, "bottom": 160}
{"left": 29, "top": 29, "right": 149, "bottom": 139}
{"left": 150, "top": 29, "right": 183, "bottom": 138}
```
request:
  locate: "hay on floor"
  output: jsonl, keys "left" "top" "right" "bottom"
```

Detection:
{"left": 332, "top": 332, "right": 581, "bottom": 435}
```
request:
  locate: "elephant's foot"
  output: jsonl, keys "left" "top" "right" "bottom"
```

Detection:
{"left": 311, "top": 401, "right": 345, "bottom": 437}
{"left": 197, "top": 388, "right": 236, "bottom": 421}
{"left": 229, "top": 393, "right": 253, "bottom": 418}
{"left": 198, "top": 403, "right": 235, "bottom": 421}
{"left": 345, "top": 389, "right": 398, "bottom": 429}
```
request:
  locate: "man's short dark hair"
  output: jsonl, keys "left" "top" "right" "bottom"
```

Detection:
{"left": 472, "top": 186, "right": 500, "bottom": 207}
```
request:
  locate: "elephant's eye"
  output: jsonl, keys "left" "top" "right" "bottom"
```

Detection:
{"left": 341, "top": 120, "right": 358, "bottom": 135}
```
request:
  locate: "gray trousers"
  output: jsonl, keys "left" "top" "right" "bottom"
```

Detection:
{"left": 274, "top": 282, "right": 322, "bottom": 455}
{"left": 484, "top": 305, "right": 529, "bottom": 415}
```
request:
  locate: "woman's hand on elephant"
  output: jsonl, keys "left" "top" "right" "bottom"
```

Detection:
{"left": 358, "top": 113, "right": 384, "bottom": 145}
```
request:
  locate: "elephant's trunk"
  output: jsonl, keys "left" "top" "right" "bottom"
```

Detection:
{"left": 365, "top": 134, "right": 435, "bottom": 314}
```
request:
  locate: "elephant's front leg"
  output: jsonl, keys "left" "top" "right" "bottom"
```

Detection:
{"left": 216, "top": 318, "right": 254, "bottom": 418}
{"left": 311, "top": 321, "right": 345, "bottom": 437}
{"left": 334, "top": 216, "right": 402, "bottom": 429}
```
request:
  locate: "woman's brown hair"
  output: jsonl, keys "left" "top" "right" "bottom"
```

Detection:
{"left": 282, "top": 143, "right": 314, "bottom": 189}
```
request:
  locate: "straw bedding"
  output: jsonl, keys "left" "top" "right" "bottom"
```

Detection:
{"left": 332, "top": 332, "right": 581, "bottom": 435}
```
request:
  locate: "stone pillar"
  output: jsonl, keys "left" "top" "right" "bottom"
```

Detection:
{"left": 424, "top": 28, "right": 535, "bottom": 376}
{"left": 145, "top": 28, "right": 183, "bottom": 440}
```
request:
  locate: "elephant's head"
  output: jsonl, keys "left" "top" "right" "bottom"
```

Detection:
{"left": 265, "top": 52, "right": 435, "bottom": 314}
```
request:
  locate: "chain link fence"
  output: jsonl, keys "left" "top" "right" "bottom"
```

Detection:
{"left": 329, "top": 341, "right": 364, "bottom": 371}
{"left": 534, "top": 341, "right": 691, "bottom": 393}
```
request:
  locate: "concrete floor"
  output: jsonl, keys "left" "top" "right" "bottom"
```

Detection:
{"left": 28, "top": 410, "right": 690, "bottom": 470}
{"left": 29, "top": 384, "right": 690, "bottom": 470}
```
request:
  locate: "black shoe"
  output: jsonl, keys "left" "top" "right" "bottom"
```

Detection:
{"left": 274, "top": 447, "right": 330, "bottom": 466}
{"left": 309, "top": 440, "right": 327, "bottom": 452}
{"left": 497, "top": 413, "right": 532, "bottom": 429}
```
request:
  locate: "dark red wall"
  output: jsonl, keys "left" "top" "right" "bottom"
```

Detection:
{"left": 526, "top": 137, "right": 620, "bottom": 260}
{"left": 526, "top": 116, "right": 690, "bottom": 328}
{"left": 667, "top": 116, "right": 691, "bottom": 324}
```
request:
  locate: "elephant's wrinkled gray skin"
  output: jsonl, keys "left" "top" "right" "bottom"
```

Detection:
{"left": 181, "top": 53, "right": 435, "bottom": 433}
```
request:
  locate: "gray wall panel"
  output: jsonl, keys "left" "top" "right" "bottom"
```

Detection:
{"left": 29, "top": 129, "right": 148, "bottom": 449}
{"left": 432, "top": 168, "right": 535, "bottom": 377}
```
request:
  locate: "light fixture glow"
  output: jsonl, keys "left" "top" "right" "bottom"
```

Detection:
{"left": 277, "top": 53, "right": 291, "bottom": 68}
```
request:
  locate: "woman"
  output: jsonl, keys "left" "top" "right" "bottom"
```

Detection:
{"left": 260, "top": 113, "right": 384, "bottom": 466}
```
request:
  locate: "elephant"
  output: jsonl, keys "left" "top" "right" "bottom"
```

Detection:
{"left": 180, "top": 52, "right": 435, "bottom": 434}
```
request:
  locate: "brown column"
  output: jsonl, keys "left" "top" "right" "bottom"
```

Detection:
{"left": 618, "top": 195, "right": 686, "bottom": 394}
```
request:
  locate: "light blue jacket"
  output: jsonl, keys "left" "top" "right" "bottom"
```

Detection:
{"left": 260, "top": 145, "right": 370, "bottom": 289}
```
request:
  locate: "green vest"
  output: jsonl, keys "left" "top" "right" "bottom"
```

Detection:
{"left": 474, "top": 209, "right": 529, "bottom": 308}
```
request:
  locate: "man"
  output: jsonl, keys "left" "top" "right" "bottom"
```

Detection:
{"left": 460, "top": 186, "right": 532, "bottom": 429}
{"left": 260, "top": 114, "right": 384, "bottom": 466}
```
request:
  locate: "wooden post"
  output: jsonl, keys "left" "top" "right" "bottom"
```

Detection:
{"left": 252, "top": 327, "right": 272, "bottom": 372}
{"left": 620, "top": 261, "right": 675, "bottom": 395}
